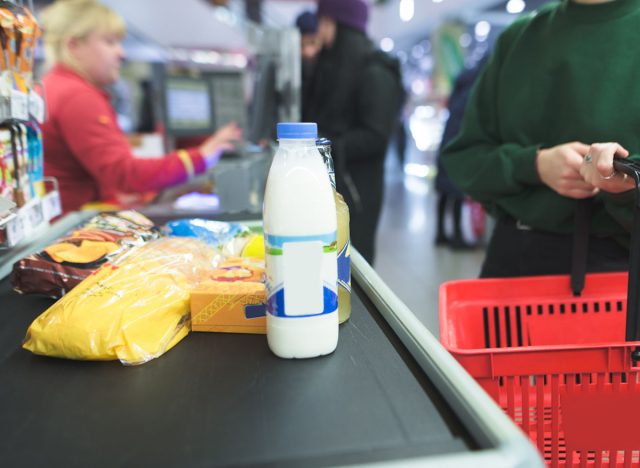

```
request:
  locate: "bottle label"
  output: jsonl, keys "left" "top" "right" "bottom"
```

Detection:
{"left": 265, "top": 232, "right": 338, "bottom": 318}
{"left": 337, "top": 238, "right": 351, "bottom": 293}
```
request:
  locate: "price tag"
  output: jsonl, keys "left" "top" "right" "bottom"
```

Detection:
{"left": 10, "top": 90, "right": 28, "bottom": 120}
{"left": 24, "top": 200, "right": 44, "bottom": 230}
{"left": 4, "top": 199, "right": 45, "bottom": 247}
{"left": 29, "top": 91, "right": 45, "bottom": 123}
{"left": 6, "top": 211, "right": 25, "bottom": 246}
{"left": 41, "top": 191, "right": 62, "bottom": 221}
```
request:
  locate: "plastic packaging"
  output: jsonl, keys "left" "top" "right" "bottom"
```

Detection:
{"left": 23, "top": 237, "right": 216, "bottom": 365}
{"left": 163, "top": 218, "right": 264, "bottom": 260}
{"left": 262, "top": 122, "right": 338, "bottom": 359}
{"left": 317, "top": 138, "right": 351, "bottom": 323}
{"left": 12, "top": 210, "right": 158, "bottom": 298}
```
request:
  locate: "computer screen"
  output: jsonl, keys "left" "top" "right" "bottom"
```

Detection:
{"left": 163, "top": 76, "right": 215, "bottom": 136}
{"left": 247, "top": 56, "right": 278, "bottom": 144}
{"left": 208, "top": 71, "right": 247, "bottom": 132}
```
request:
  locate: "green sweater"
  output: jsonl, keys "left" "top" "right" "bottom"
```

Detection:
{"left": 442, "top": 0, "right": 640, "bottom": 246}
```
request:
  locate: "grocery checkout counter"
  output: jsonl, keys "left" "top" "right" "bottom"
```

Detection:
{"left": 0, "top": 205, "right": 544, "bottom": 468}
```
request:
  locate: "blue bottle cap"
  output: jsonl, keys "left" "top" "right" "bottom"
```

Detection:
{"left": 277, "top": 122, "right": 318, "bottom": 139}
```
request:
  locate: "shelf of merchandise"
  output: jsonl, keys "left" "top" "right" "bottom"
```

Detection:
{"left": 0, "top": 178, "right": 61, "bottom": 249}
{"left": 0, "top": 85, "right": 54, "bottom": 249}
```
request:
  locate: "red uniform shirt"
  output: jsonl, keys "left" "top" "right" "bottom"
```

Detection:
{"left": 42, "top": 64, "right": 206, "bottom": 213}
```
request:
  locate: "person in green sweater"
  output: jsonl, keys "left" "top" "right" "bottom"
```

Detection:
{"left": 442, "top": 0, "right": 639, "bottom": 278}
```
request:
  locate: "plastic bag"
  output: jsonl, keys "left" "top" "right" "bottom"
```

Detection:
{"left": 23, "top": 237, "right": 216, "bottom": 365}
{"left": 163, "top": 218, "right": 264, "bottom": 260}
{"left": 12, "top": 210, "right": 158, "bottom": 298}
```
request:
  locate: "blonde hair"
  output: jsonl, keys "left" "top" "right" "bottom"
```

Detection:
{"left": 40, "top": 0, "right": 126, "bottom": 70}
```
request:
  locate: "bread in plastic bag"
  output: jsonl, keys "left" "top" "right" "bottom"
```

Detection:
{"left": 23, "top": 237, "right": 216, "bottom": 365}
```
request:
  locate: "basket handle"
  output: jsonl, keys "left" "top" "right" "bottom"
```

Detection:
{"left": 571, "top": 198, "right": 591, "bottom": 297}
{"left": 612, "top": 158, "right": 640, "bottom": 359}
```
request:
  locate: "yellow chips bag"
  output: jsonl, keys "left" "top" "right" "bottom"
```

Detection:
{"left": 23, "top": 237, "right": 216, "bottom": 365}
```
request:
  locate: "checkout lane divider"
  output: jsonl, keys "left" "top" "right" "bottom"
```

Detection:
{"left": 349, "top": 248, "right": 544, "bottom": 468}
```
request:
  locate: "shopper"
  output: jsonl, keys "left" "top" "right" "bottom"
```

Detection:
{"left": 442, "top": 0, "right": 638, "bottom": 278}
{"left": 435, "top": 56, "right": 489, "bottom": 250}
{"left": 303, "top": 0, "right": 404, "bottom": 264}
{"left": 295, "top": 10, "right": 322, "bottom": 119}
{"left": 40, "top": 0, "right": 241, "bottom": 214}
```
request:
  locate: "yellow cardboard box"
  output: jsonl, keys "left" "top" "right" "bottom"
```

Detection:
{"left": 190, "top": 257, "right": 266, "bottom": 333}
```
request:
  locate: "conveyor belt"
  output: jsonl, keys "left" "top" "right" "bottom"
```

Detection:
{"left": 1, "top": 276, "right": 475, "bottom": 467}
{"left": 0, "top": 211, "right": 543, "bottom": 467}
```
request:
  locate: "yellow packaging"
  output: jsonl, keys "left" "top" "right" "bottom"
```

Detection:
{"left": 23, "top": 237, "right": 216, "bottom": 365}
{"left": 190, "top": 257, "right": 267, "bottom": 334}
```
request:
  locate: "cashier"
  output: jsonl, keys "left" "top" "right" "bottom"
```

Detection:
{"left": 39, "top": 0, "right": 241, "bottom": 214}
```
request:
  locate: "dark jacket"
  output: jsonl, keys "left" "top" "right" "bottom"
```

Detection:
{"left": 303, "top": 24, "right": 401, "bottom": 262}
{"left": 436, "top": 56, "right": 488, "bottom": 198}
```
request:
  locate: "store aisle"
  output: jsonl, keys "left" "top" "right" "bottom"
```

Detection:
{"left": 373, "top": 142, "right": 485, "bottom": 336}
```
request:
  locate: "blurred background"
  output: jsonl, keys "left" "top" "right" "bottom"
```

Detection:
{"left": 26, "top": 0, "right": 555, "bottom": 332}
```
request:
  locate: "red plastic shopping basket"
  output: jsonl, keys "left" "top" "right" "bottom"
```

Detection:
{"left": 440, "top": 158, "right": 640, "bottom": 468}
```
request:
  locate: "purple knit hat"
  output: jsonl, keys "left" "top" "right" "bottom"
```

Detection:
{"left": 317, "top": 0, "right": 369, "bottom": 33}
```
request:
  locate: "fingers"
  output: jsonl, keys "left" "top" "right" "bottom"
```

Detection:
{"left": 564, "top": 188, "right": 599, "bottom": 199}
{"left": 587, "top": 142, "right": 629, "bottom": 178}
{"left": 579, "top": 142, "right": 636, "bottom": 193}
{"left": 568, "top": 141, "right": 591, "bottom": 155}
{"left": 558, "top": 180, "right": 598, "bottom": 194}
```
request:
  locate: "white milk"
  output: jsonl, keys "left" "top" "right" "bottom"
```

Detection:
{"left": 263, "top": 123, "right": 338, "bottom": 359}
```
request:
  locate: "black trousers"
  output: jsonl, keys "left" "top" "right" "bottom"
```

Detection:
{"left": 480, "top": 218, "right": 629, "bottom": 278}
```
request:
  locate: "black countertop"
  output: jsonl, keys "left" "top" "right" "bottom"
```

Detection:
{"left": 0, "top": 275, "right": 475, "bottom": 468}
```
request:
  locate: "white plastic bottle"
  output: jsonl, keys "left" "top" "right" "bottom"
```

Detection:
{"left": 263, "top": 122, "right": 339, "bottom": 359}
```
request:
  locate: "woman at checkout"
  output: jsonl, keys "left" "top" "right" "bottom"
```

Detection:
{"left": 40, "top": 0, "right": 241, "bottom": 214}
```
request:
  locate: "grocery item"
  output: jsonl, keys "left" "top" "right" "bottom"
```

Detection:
{"left": 317, "top": 138, "right": 351, "bottom": 323}
{"left": 263, "top": 122, "right": 338, "bottom": 359}
{"left": 163, "top": 218, "right": 264, "bottom": 261}
{"left": 12, "top": 210, "right": 158, "bottom": 298}
{"left": 241, "top": 233, "right": 265, "bottom": 258}
{"left": 190, "top": 257, "right": 267, "bottom": 333}
{"left": 0, "top": 6, "right": 16, "bottom": 96}
{"left": 23, "top": 237, "right": 216, "bottom": 365}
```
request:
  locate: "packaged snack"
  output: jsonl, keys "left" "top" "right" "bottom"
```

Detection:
{"left": 12, "top": 210, "right": 158, "bottom": 298}
{"left": 190, "top": 257, "right": 267, "bottom": 334}
{"left": 23, "top": 237, "right": 216, "bottom": 365}
{"left": 163, "top": 218, "right": 264, "bottom": 261}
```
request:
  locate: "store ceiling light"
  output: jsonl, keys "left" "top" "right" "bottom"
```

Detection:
{"left": 399, "top": 0, "right": 414, "bottom": 22}
{"left": 474, "top": 21, "right": 491, "bottom": 39}
{"left": 380, "top": 37, "right": 395, "bottom": 52}
{"left": 506, "top": 0, "right": 526, "bottom": 14}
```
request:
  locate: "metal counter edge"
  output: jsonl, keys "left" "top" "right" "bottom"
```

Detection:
{"left": 340, "top": 248, "right": 545, "bottom": 468}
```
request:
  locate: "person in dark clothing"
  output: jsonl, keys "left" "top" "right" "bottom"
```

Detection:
{"left": 435, "top": 56, "right": 489, "bottom": 249}
{"left": 442, "top": 1, "right": 637, "bottom": 279}
{"left": 295, "top": 11, "right": 321, "bottom": 120}
{"left": 304, "top": 0, "right": 403, "bottom": 264}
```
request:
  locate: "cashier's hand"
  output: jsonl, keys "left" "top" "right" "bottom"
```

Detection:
{"left": 536, "top": 141, "right": 599, "bottom": 199}
{"left": 579, "top": 142, "right": 635, "bottom": 194}
{"left": 199, "top": 122, "right": 242, "bottom": 170}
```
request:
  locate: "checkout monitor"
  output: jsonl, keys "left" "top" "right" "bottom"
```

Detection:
{"left": 162, "top": 72, "right": 247, "bottom": 137}
{"left": 162, "top": 75, "right": 214, "bottom": 136}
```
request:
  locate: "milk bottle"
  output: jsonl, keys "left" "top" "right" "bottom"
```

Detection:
{"left": 316, "top": 139, "right": 351, "bottom": 323}
{"left": 263, "top": 123, "right": 338, "bottom": 359}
